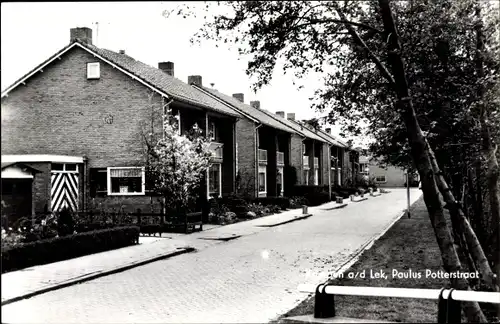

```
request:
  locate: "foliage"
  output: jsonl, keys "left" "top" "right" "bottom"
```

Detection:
{"left": 253, "top": 197, "right": 291, "bottom": 210}
{"left": 289, "top": 196, "right": 309, "bottom": 209}
{"left": 2, "top": 226, "right": 139, "bottom": 273}
{"left": 57, "top": 207, "right": 75, "bottom": 237}
{"left": 145, "top": 108, "right": 212, "bottom": 215}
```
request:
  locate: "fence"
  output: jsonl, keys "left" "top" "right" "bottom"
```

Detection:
{"left": 298, "top": 284, "right": 500, "bottom": 323}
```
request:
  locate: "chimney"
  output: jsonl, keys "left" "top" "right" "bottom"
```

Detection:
{"left": 276, "top": 111, "right": 285, "bottom": 118}
{"left": 119, "top": 50, "right": 126, "bottom": 54}
{"left": 188, "top": 75, "right": 202, "bottom": 87}
{"left": 232, "top": 93, "right": 244, "bottom": 103}
{"left": 325, "top": 128, "right": 331, "bottom": 134}
{"left": 158, "top": 62, "right": 174, "bottom": 76}
{"left": 287, "top": 113, "right": 295, "bottom": 121}
{"left": 70, "top": 27, "right": 93, "bottom": 44}
{"left": 250, "top": 101, "right": 260, "bottom": 109}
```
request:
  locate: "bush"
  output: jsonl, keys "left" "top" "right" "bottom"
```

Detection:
{"left": 252, "top": 197, "right": 290, "bottom": 210}
{"left": 57, "top": 207, "right": 75, "bottom": 237}
{"left": 305, "top": 192, "right": 331, "bottom": 206}
{"left": 1, "top": 226, "right": 139, "bottom": 273}
{"left": 289, "top": 196, "right": 309, "bottom": 208}
{"left": 292, "top": 185, "right": 331, "bottom": 206}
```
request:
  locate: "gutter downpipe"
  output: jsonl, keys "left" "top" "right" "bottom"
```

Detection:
{"left": 255, "top": 123, "right": 263, "bottom": 197}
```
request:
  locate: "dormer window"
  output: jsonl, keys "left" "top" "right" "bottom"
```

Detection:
{"left": 87, "top": 62, "right": 100, "bottom": 79}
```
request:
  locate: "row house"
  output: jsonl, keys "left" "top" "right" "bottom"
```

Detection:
{"left": 1, "top": 26, "right": 360, "bottom": 223}
{"left": 1, "top": 27, "right": 243, "bottom": 219}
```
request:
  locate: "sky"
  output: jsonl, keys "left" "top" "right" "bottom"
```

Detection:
{"left": 1, "top": 1, "right": 368, "bottom": 147}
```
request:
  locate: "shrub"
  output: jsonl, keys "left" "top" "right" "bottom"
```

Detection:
{"left": 305, "top": 192, "right": 331, "bottom": 206}
{"left": 1, "top": 226, "right": 139, "bottom": 273}
{"left": 57, "top": 207, "right": 75, "bottom": 237}
{"left": 252, "top": 197, "right": 290, "bottom": 210}
{"left": 289, "top": 196, "right": 309, "bottom": 208}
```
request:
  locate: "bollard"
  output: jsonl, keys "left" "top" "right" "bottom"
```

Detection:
{"left": 302, "top": 205, "right": 308, "bottom": 215}
{"left": 350, "top": 195, "right": 354, "bottom": 202}
{"left": 438, "top": 288, "right": 461, "bottom": 324}
{"left": 314, "top": 284, "right": 336, "bottom": 318}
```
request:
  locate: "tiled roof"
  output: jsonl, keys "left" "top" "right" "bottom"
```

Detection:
{"left": 269, "top": 114, "right": 327, "bottom": 143}
{"left": 1, "top": 40, "right": 242, "bottom": 118}
{"left": 199, "top": 87, "right": 298, "bottom": 134}
{"left": 314, "top": 128, "right": 348, "bottom": 148}
{"left": 80, "top": 42, "right": 242, "bottom": 117}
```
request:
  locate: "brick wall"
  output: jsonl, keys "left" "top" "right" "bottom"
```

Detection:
{"left": 235, "top": 118, "right": 256, "bottom": 198}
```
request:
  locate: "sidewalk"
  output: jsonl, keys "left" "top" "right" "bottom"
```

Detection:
{"left": 1, "top": 198, "right": 356, "bottom": 305}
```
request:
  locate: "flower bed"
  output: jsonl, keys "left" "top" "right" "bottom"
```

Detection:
{"left": 1, "top": 226, "right": 139, "bottom": 273}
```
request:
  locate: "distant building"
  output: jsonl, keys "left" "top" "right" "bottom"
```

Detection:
{"left": 359, "top": 155, "right": 419, "bottom": 188}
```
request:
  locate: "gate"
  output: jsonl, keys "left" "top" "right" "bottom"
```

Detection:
{"left": 51, "top": 164, "right": 79, "bottom": 212}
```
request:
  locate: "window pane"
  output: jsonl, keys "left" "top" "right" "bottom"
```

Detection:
{"left": 65, "top": 164, "right": 77, "bottom": 171}
{"left": 110, "top": 168, "right": 141, "bottom": 178}
{"left": 111, "top": 177, "right": 142, "bottom": 193}
{"left": 209, "top": 164, "right": 220, "bottom": 195}
{"left": 51, "top": 163, "right": 64, "bottom": 171}
{"left": 258, "top": 172, "right": 266, "bottom": 192}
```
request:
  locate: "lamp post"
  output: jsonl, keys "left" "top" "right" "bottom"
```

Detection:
{"left": 406, "top": 170, "right": 411, "bottom": 219}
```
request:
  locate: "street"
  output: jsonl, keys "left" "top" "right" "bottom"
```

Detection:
{"left": 2, "top": 189, "right": 422, "bottom": 323}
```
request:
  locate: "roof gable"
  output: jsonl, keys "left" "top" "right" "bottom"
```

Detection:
{"left": 2, "top": 41, "right": 242, "bottom": 118}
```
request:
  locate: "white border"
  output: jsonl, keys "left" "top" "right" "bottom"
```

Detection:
{"left": 258, "top": 164, "right": 267, "bottom": 194}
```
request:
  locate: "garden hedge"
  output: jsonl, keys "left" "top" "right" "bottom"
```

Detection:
{"left": 2, "top": 226, "right": 139, "bottom": 273}
{"left": 252, "top": 197, "right": 291, "bottom": 210}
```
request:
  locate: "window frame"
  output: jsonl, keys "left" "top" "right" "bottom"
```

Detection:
{"left": 375, "top": 175, "right": 387, "bottom": 183}
{"left": 87, "top": 62, "right": 101, "bottom": 79}
{"left": 107, "top": 166, "right": 145, "bottom": 196}
{"left": 277, "top": 166, "right": 284, "bottom": 196}
{"left": 207, "top": 163, "right": 222, "bottom": 199}
{"left": 51, "top": 163, "right": 79, "bottom": 173}
{"left": 258, "top": 165, "right": 267, "bottom": 194}
{"left": 304, "top": 169, "right": 310, "bottom": 185}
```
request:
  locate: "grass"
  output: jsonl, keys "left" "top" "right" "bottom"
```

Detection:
{"left": 276, "top": 197, "right": 454, "bottom": 323}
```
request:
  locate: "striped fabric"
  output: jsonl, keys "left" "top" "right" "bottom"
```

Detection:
{"left": 51, "top": 172, "right": 79, "bottom": 212}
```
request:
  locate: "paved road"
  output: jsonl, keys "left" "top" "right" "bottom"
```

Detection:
{"left": 2, "top": 189, "right": 421, "bottom": 323}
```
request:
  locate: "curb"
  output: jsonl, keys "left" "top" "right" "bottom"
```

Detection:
{"left": 256, "top": 214, "right": 313, "bottom": 228}
{"left": 322, "top": 203, "right": 348, "bottom": 211}
{"left": 1, "top": 247, "right": 196, "bottom": 306}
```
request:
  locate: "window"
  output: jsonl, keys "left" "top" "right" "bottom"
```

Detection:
{"left": 277, "top": 167, "right": 284, "bottom": 196}
{"left": 51, "top": 163, "right": 78, "bottom": 172}
{"left": 302, "top": 143, "right": 306, "bottom": 154}
{"left": 258, "top": 165, "right": 267, "bottom": 193}
{"left": 209, "top": 122, "right": 216, "bottom": 141}
{"left": 207, "top": 163, "right": 221, "bottom": 198}
{"left": 314, "top": 168, "right": 319, "bottom": 185}
{"left": 303, "top": 169, "right": 309, "bottom": 185}
{"left": 375, "top": 175, "right": 387, "bottom": 183}
{"left": 90, "top": 168, "right": 107, "bottom": 197}
{"left": 337, "top": 167, "right": 342, "bottom": 185}
{"left": 87, "top": 62, "right": 100, "bottom": 79}
{"left": 107, "top": 167, "right": 145, "bottom": 195}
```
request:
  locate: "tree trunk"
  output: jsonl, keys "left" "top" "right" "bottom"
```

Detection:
{"left": 376, "top": 0, "right": 487, "bottom": 321}
{"left": 475, "top": 2, "right": 500, "bottom": 298}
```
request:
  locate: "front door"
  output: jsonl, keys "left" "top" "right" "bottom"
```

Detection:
{"left": 51, "top": 163, "right": 79, "bottom": 212}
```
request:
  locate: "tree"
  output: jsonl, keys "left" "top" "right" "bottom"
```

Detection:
{"left": 144, "top": 108, "right": 212, "bottom": 219}
{"left": 170, "top": 0, "right": 500, "bottom": 321}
